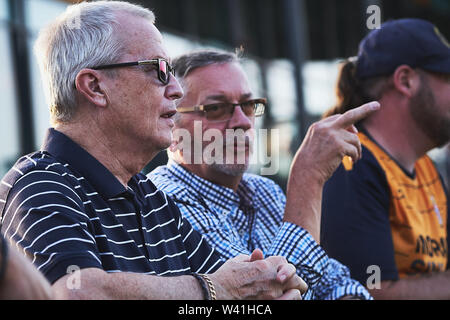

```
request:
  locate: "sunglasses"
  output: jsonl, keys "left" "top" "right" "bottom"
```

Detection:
{"left": 176, "top": 98, "right": 267, "bottom": 122}
{"left": 91, "top": 58, "right": 174, "bottom": 85}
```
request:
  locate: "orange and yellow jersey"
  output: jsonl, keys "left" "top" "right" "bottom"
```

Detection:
{"left": 322, "top": 131, "right": 449, "bottom": 284}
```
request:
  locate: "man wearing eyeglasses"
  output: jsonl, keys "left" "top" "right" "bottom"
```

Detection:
{"left": 149, "top": 49, "right": 380, "bottom": 299}
{"left": 0, "top": 1, "right": 307, "bottom": 300}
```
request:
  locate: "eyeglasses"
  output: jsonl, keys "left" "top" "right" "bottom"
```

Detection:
{"left": 91, "top": 58, "right": 175, "bottom": 85}
{"left": 176, "top": 98, "right": 266, "bottom": 121}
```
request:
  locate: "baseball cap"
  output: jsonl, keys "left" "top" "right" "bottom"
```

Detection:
{"left": 356, "top": 18, "right": 450, "bottom": 79}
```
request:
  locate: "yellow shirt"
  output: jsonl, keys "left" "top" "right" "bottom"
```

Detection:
{"left": 352, "top": 133, "right": 448, "bottom": 278}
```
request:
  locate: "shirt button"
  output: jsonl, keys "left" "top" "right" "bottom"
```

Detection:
{"left": 239, "top": 230, "right": 245, "bottom": 237}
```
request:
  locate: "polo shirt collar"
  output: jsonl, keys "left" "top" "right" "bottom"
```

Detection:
{"left": 41, "top": 128, "right": 127, "bottom": 199}
{"left": 166, "top": 160, "right": 256, "bottom": 211}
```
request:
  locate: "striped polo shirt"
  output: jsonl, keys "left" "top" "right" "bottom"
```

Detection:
{"left": 0, "top": 128, "right": 222, "bottom": 284}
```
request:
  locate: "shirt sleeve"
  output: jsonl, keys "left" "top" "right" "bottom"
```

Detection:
{"left": 0, "top": 168, "right": 103, "bottom": 284}
{"left": 265, "top": 181, "right": 371, "bottom": 300}
{"left": 321, "top": 146, "right": 398, "bottom": 284}
{"left": 174, "top": 184, "right": 371, "bottom": 300}
{"left": 262, "top": 181, "right": 329, "bottom": 288}
{"left": 266, "top": 222, "right": 371, "bottom": 300}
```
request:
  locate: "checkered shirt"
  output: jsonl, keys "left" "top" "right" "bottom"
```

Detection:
{"left": 149, "top": 161, "right": 372, "bottom": 300}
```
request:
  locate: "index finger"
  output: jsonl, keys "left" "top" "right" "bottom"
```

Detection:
{"left": 336, "top": 101, "right": 380, "bottom": 128}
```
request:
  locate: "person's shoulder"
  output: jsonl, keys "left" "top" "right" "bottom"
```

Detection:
{"left": 135, "top": 171, "right": 170, "bottom": 199}
{"left": 355, "top": 145, "right": 384, "bottom": 172}
{"left": 148, "top": 165, "right": 190, "bottom": 201}
{"left": 324, "top": 144, "right": 390, "bottom": 203}
{"left": 333, "top": 144, "right": 386, "bottom": 184}
{"left": 417, "top": 153, "right": 441, "bottom": 174}
{"left": 243, "top": 173, "right": 279, "bottom": 187}
{"left": 242, "top": 173, "right": 285, "bottom": 196}
{"left": 0, "top": 151, "right": 83, "bottom": 213}
{"left": 148, "top": 164, "right": 171, "bottom": 182}
{"left": 1, "top": 151, "right": 77, "bottom": 188}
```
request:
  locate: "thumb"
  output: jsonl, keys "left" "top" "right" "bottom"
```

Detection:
{"left": 249, "top": 249, "right": 264, "bottom": 262}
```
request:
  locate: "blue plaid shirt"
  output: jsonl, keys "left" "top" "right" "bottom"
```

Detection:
{"left": 150, "top": 161, "right": 372, "bottom": 300}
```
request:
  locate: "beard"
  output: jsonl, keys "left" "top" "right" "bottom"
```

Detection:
{"left": 206, "top": 132, "right": 254, "bottom": 177}
{"left": 409, "top": 77, "right": 450, "bottom": 148}
{"left": 209, "top": 162, "right": 249, "bottom": 177}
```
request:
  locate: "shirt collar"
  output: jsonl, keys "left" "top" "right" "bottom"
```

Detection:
{"left": 41, "top": 128, "right": 127, "bottom": 199}
{"left": 166, "top": 160, "right": 256, "bottom": 211}
{"left": 358, "top": 126, "right": 417, "bottom": 179}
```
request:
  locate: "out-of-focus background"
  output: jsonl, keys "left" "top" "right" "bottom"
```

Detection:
{"left": 1, "top": 0, "right": 449, "bottom": 191}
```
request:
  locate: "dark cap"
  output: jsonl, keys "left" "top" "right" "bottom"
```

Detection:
{"left": 356, "top": 18, "right": 450, "bottom": 79}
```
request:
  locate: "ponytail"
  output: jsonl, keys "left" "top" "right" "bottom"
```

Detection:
{"left": 323, "top": 58, "right": 390, "bottom": 119}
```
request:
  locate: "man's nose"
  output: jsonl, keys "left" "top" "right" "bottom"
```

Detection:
{"left": 228, "top": 105, "right": 253, "bottom": 131}
{"left": 165, "top": 74, "right": 184, "bottom": 100}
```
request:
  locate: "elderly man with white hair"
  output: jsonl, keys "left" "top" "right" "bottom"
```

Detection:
{"left": 0, "top": 1, "right": 307, "bottom": 300}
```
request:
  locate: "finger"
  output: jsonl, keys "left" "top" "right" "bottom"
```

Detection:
{"left": 276, "top": 262, "right": 296, "bottom": 283}
{"left": 346, "top": 125, "right": 358, "bottom": 134}
{"left": 342, "top": 130, "right": 362, "bottom": 161}
{"left": 321, "top": 114, "right": 341, "bottom": 123}
{"left": 275, "top": 289, "right": 302, "bottom": 301}
{"left": 342, "top": 144, "right": 359, "bottom": 164}
{"left": 249, "top": 249, "right": 264, "bottom": 262}
{"left": 336, "top": 101, "right": 380, "bottom": 128}
{"left": 337, "top": 130, "right": 361, "bottom": 161}
{"left": 279, "top": 270, "right": 308, "bottom": 295}
{"left": 233, "top": 254, "right": 252, "bottom": 263}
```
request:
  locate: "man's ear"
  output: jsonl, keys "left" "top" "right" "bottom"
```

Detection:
{"left": 392, "top": 65, "right": 421, "bottom": 98}
{"left": 75, "top": 69, "right": 109, "bottom": 108}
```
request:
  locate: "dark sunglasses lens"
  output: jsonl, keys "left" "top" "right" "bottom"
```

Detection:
{"left": 158, "top": 60, "right": 169, "bottom": 84}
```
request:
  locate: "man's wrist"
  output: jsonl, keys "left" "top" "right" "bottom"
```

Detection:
{"left": 290, "top": 151, "right": 329, "bottom": 187}
{"left": 284, "top": 167, "right": 324, "bottom": 243}
{"left": 191, "top": 273, "right": 217, "bottom": 300}
{"left": 201, "top": 274, "right": 217, "bottom": 300}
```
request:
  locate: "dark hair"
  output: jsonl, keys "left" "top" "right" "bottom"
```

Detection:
{"left": 173, "top": 49, "right": 241, "bottom": 80}
{"left": 323, "top": 58, "right": 391, "bottom": 118}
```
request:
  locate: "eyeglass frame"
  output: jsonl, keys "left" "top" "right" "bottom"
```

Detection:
{"left": 176, "top": 98, "right": 267, "bottom": 121}
{"left": 90, "top": 58, "right": 175, "bottom": 85}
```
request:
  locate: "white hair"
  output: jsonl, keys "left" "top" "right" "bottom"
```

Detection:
{"left": 34, "top": 1, "right": 155, "bottom": 124}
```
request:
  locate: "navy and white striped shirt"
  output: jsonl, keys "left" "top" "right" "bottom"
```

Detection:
{"left": 0, "top": 129, "right": 222, "bottom": 284}
{"left": 150, "top": 161, "right": 372, "bottom": 300}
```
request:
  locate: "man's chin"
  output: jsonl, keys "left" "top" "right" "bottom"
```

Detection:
{"left": 154, "top": 135, "right": 173, "bottom": 151}
{"left": 210, "top": 163, "right": 249, "bottom": 177}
